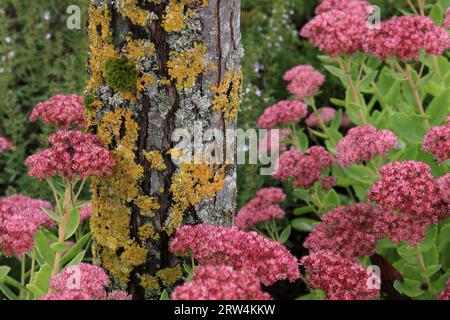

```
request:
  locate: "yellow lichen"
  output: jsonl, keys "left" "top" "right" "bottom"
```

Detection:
{"left": 156, "top": 265, "right": 182, "bottom": 287}
{"left": 126, "top": 37, "right": 155, "bottom": 60}
{"left": 143, "top": 150, "right": 167, "bottom": 171}
{"left": 139, "top": 224, "right": 160, "bottom": 241}
{"left": 136, "top": 74, "right": 157, "bottom": 92}
{"left": 165, "top": 162, "right": 226, "bottom": 235}
{"left": 86, "top": 4, "right": 116, "bottom": 91}
{"left": 140, "top": 274, "right": 160, "bottom": 292}
{"left": 212, "top": 68, "right": 243, "bottom": 123}
{"left": 135, "top": 195, "right": 160, "bottom": 217}
{"left": 117, "top": 0, "right": 149, "bottom": 26}
{"left": 162, "top": 0, "right": 209, "bottom": 32}
{"left": 167, "top": 43, "right": 207, "bottom": 90}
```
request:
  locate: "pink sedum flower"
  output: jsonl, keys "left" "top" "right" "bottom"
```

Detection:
{"left": 171, "top": 266, "right": 272, "bottom": 300}
{"left": 257, "top": 100, "right": 308, "bottom": 129}
{"left": 0, "top": 137, "right": 13, "bottom": 154}
{"left": 301, "top": 251, "right": 380, "bottom": 300}
{"left": 25, "top": 130, "right": 115, "bottom": 180}
{"left": 364, "top": 16, "right": 450, "bottom": 61}
{"left": 170, "top": 224, "right": 300, "bottom": 286}
{"left": 369, "top": 161, "right": 448, "bottom": 246}
{"left": 235, "top": 188, "right": 286, "bottom": 230}
{"left": 30, "top": 94, "right": 85, "bottom": 129}
{"left": 315, "top": 0, "right": 372, "bottom": 19}
{"left": 438, "top": 279, "right": 450, "bottom": 300}
{"left": 336, "top": 125, "right": 397, "bottom": 167}
{"left": 423, "top": 120, "right": 450, "bottom": 164}
{"left": 305, "top": 107, "right": 336, "bottom": 127}
{"left": 39, "top": 291, "right": 94, "bottom": 300}
{"left": 445, "top": 8, "right": 450, "bottom": 29}
{"left": 437, "top": 174, "right": 450, "bottom": 205}
{"left": 79, "top": 203, "right": 92, "bottom": 222}
{"left": 300, "top": 10, "right": 369, "bottom": 56}
{"left": 273, "top": 147, "right": 335, "bottom": 189}
{"left": 283, "top": 65, "right": 325, "bottom": 100}
{"left": 304, "top": 204, "right": 388, "bottom": 260}
{"left": 0, "top": 195, "right": 54, "bottom": 256}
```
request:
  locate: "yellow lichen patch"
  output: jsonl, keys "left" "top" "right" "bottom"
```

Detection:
{"left": 165, "top": 163, "right": 226, "bottom": 235}
{"left": 117, "top": 0, "right": 149, "bottom": 26}
{"left": 143, "top": 150, "right": 167, "bottom": 171}
{"left": 140, "top": 274, "right": 160, "bottom": 292}
{"left": 139, "top": 224, "right": 160, "bottom": 241}
{"left": 167, "top": 43, "right": 207, "bottom": 90}
{"left": 156, "top": 265, "right": 182, "bottom": 287}
{"left": 135, "top": 195, "right": 160, "bottom": 218}
{"left": 162, "top": 0, "right": 209, "bottom": 32}
{"left": 166, "top": 148, "right": 184, "bottom": 160}
{"left": 212, "top": 68, "right": 243, "bottom": 124}
{"left": 136, "top": 74, "right": 157, "bottom": 92}
{"left": 87, "top": 3, "right": 116, "bottom": 91}
{"left": 91, "top": 109, "right": 151, "bottom": 285}
{"left": 126, "top": 37, "right": 155, "bottom": 60}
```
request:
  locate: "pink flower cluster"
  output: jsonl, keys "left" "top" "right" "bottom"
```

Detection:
{"left": 257, "top": 100, "right": 308, "bottom": 129}
{"left": 304, "top": 204, "right": 388, "bottom": 260}
{"left": 300, "top": 10, "right": 369, "bottom": 56}
{"left": 170, "top": 224, "right": 300, "bottom": 286}
{"left": 235, "top": 188, "right": 286, "bottom": 230}
{"left": 315, "top": 0, "right": 372, "bottom": 19}
{"left": 301, "top": 251, "right": 380, "bottom": 300}
{"left": 283, "top": 65, "right": 325, "bottom": 100}
{"left": 364, "top": 16, "right": 450, "bottom": 61}
{"left": 369, "top": 161, "right": 448, "bottom": 245}
{"left": 305, "top": 107, "right": 336, "bottom": 127}
{"left": 0, "top": 195, "right": 54, "bottom": 256}
{"left": 423, "top": 119, "right": 450, "bottom": 164}
{"left": 0, "top": 137, "right": 13, "bottom": 154}
{"left": 25, "top": 130, "right": 115, "bottom": 180}
{"left": 40, "top": 263, "right": 130, "bottom": 300}
{"left": 79, "top": 203, "right": 93, "bottom": 222}
{"left": 438, "top": 279, "right": 450, "bottom": 300}
{"left": 336, "top": 125, "right": 398, "bottom": 167}
{"left": 445, "top": 8, "right": 450, "bottom": 29}
{"left": 273, "top": 147, "right": 335, "bottom": 189}
{"left": 437, "top": 174, "right": 450, "bottom": 205}
{"left": 171, "top": 266, "right": 272, "bottom": 300}
{"left": 30, "top": 94, "right": 85, "bottom": 129}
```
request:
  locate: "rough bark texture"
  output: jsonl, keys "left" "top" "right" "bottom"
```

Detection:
{"left": 85, "top": 0, "right": 242, "bottom": 299}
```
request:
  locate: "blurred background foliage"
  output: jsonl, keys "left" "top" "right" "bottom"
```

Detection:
{"left": 0, "top": 0, "right": 402, "bottom": 206}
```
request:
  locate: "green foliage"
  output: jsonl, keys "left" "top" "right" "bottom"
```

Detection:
{"left": 103, "top": 56, "right": 138, "bottom": 92}
{"left": 0, "top": 0, "right": 88, "bottom": 199}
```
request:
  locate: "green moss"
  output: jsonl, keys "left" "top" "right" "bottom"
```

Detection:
{"left": 103, "top": 56, "right": 138, "bottom": 92}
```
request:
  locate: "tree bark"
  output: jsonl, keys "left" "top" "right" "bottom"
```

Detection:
{"left": 85, "top": 0, "right": 242, "bottom": 299}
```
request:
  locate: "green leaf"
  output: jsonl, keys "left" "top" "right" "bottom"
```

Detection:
{"left": 343, "top": 165, "right": 378, "bottom": 185}
{"left": 27, "top": 264, "right": 52, "bottom": 299}
{"left": 279, "top": 225, "right": 291, "bottom": 244}
{"left": 0, "top": 283, "right": 18, "bottom": 300}
{"left": 61, "top": 233, "right": 91, "bottom": 266}
{"left": 324, "top": 189, "right": 340, "bottom": 210}
{"left": 297, "top": 130, "right": 309, "bottom": 153}
{"left": 293, "top": 205, "right": 315, "bottom": 216}
{"left": 293, "top": 189, "right": 311, "bottom": 202}
{"left": 429, "top": 3, "right": 444, "bottom": 25}
{"left": 160, "top": 289, "right": 169, "bottom": 300}
{"left": 296, "top": 290, "right": 326, "bottom": 300}
{"left": 394, "top": 279, "right": 424, "bottom": 298}
{"left": 425, "top": 265, "right": 442, "bottom": 278}
{"left": 324, "top": 65, "right": 347, "bottom": 85}
{"left": 34, "top": 231, "right": 55, "bottom": 266}
{"left": 64, "top": 207, "right": 80, "bottom": 240}
{"left": 0, "top": 266, "right": 11, "bottom": 282}
{"left": 66, "top": 251, "right": 86, "bottom": 268}
{"left": 42, "top": 207, "right": 61, "bottom": 223}
{"left": 50, "top": 242, "right": 71, "bottom": 253}
{"left": 291, "top": 218, "right": 319, "bottom": 232}
{"left": 426, "top": 90, "right": 449, "bottom": 126}
{"left": 419, "top": 225, "right": 438, "bottom": 252}
{"left": 390, "top": 113, "right": 427, "bottom": 144}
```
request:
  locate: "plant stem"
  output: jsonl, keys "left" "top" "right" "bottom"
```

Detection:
{"left": 52, "top": 181, "right": 72, "bottom": 275}
{"left": 415, "top": 246, "right": 435, "bottom": 296}
{"left": 19, "top": 256, "right": 26, "bottom": 299}
{"left": 339, "top": 57, "right": 368, "bottom": 124}
{"left": 405, "top": 64, "right": 430, "bottom": 130}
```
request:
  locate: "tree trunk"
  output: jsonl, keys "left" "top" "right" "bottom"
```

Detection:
{"left": 85, "top": 0, "right": 242, "bottom": 299}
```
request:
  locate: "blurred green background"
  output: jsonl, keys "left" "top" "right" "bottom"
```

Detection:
{"left": 0, "top": 0, "right": 402, "bottom": 206}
